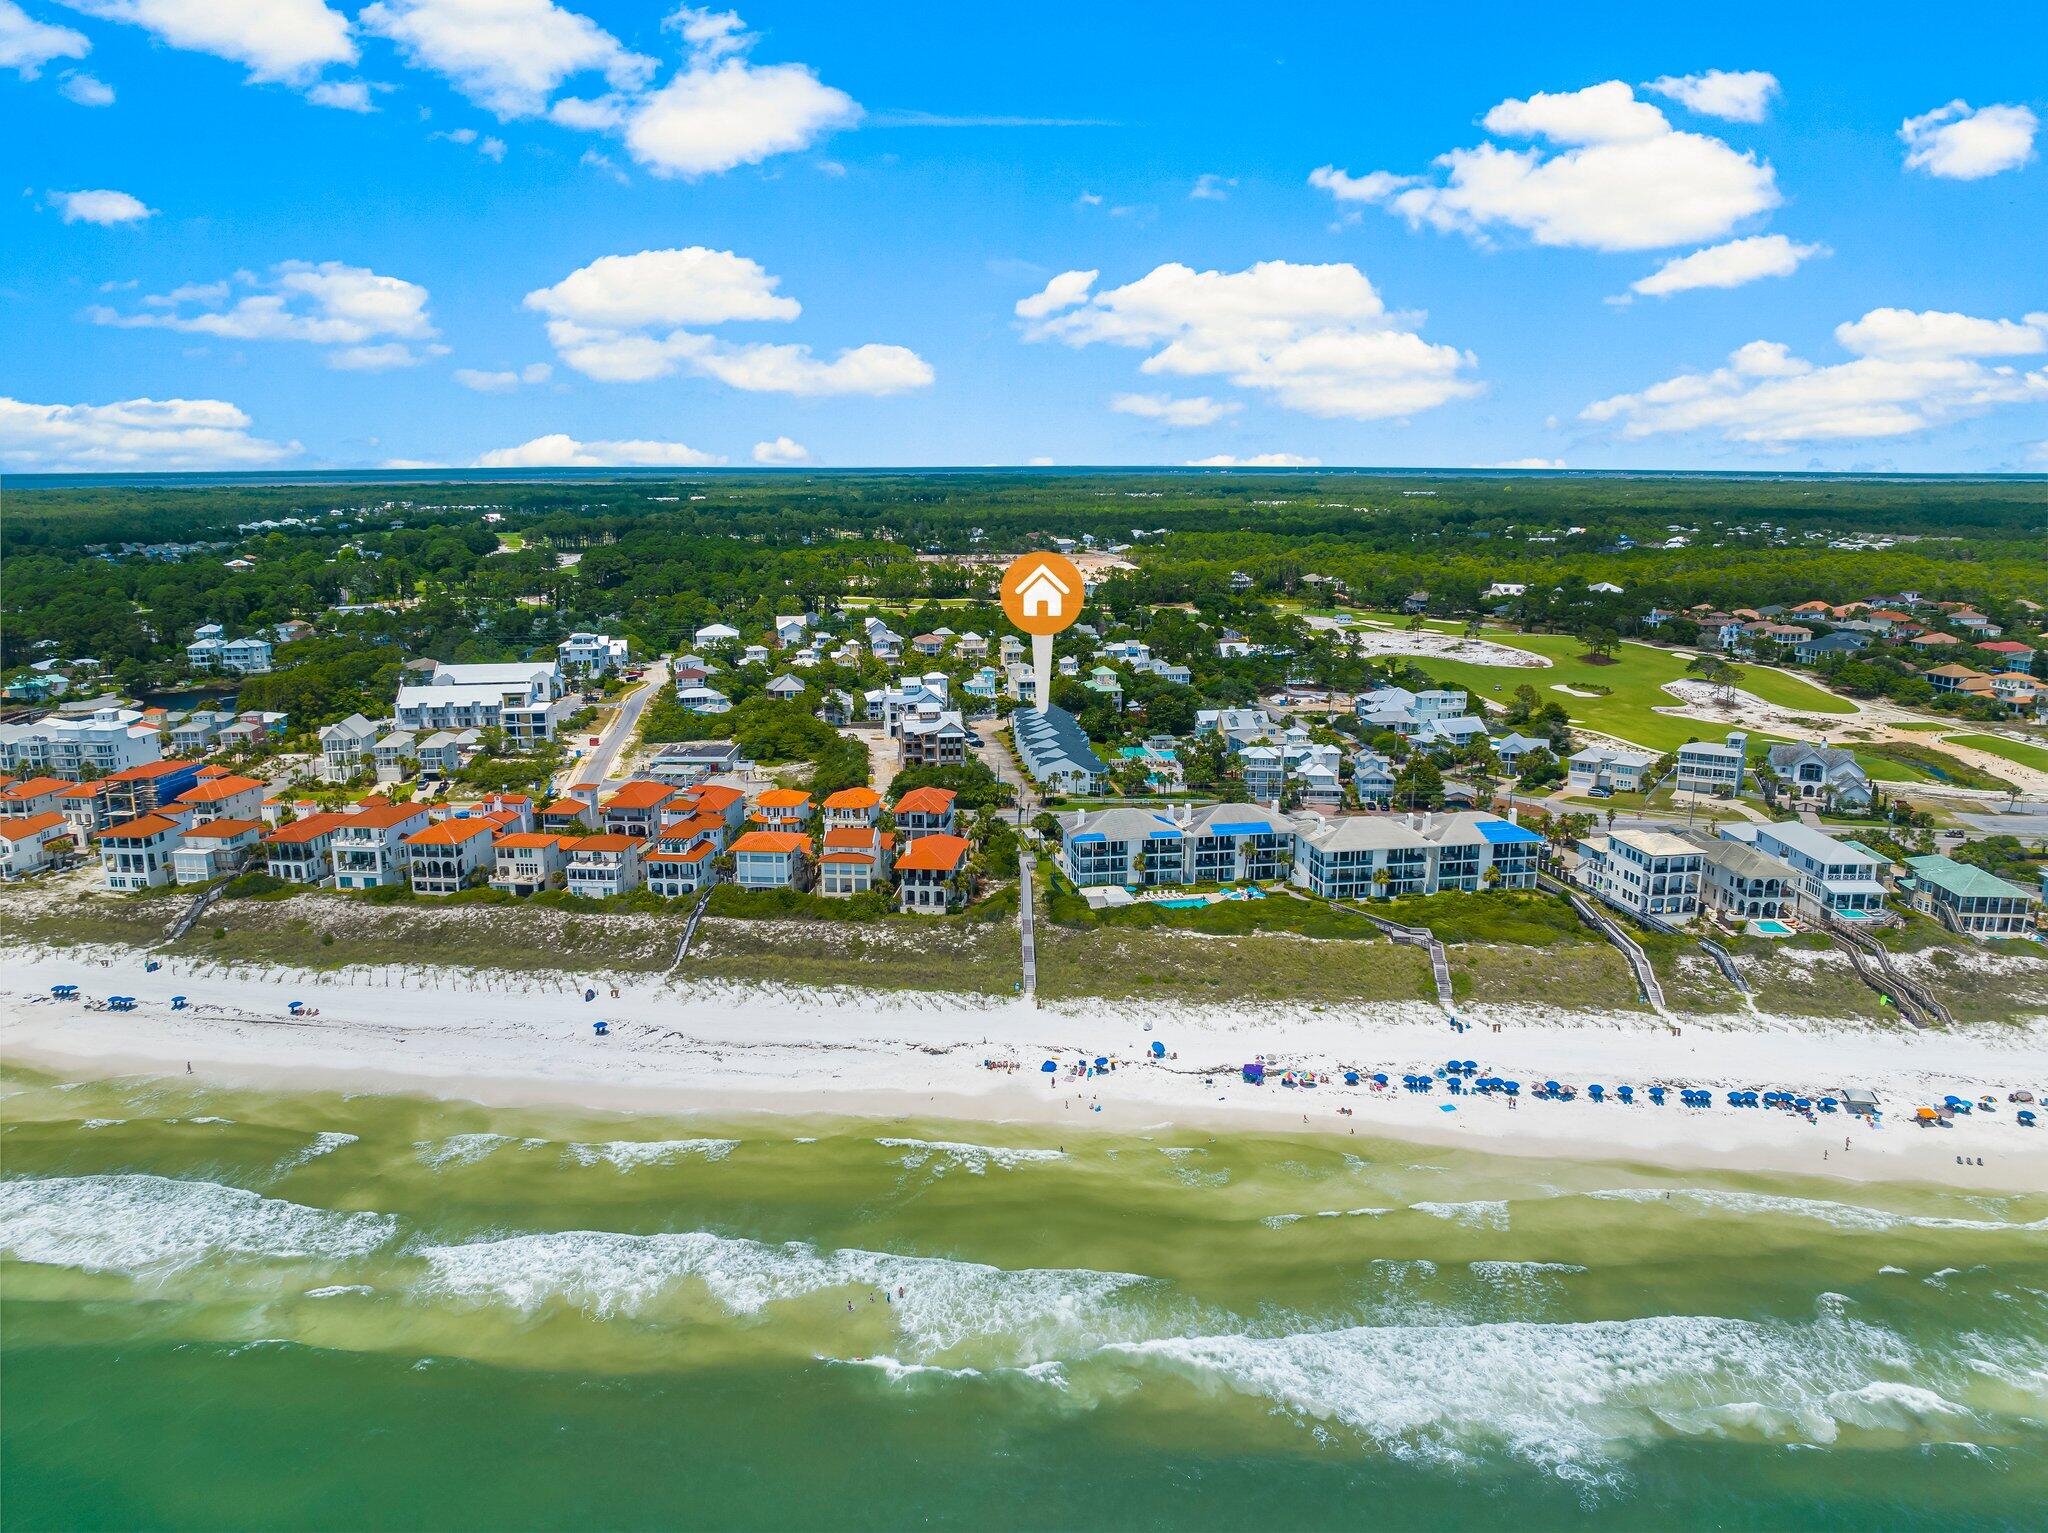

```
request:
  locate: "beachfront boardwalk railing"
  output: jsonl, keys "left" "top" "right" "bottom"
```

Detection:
{"left": 1821, "top": 912, "right": 1950, "bottom": 1029}
{"left": 1541, "top": 873, "right": 1669, "bottom": 1016}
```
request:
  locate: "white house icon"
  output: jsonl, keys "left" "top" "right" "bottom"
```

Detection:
{"left": 1017, "top": 565, "right": 1070, "bottom": 618}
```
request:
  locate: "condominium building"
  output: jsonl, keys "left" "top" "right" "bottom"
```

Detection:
{"left": 1722, "top": 822, "right": 1888, "bottom": 919}
{"left": 1903, "top": 855, "right": 2039, "bottom": 940}
{"left": 1575, "top": 828, "right": 1704, "bottom": 921}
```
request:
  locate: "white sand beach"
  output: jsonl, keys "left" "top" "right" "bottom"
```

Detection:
{"left": 5, "top": 943, "right": 2045, "bottom": 1192}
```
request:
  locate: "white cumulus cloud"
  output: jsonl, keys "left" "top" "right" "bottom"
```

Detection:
{"left": 1110, "top": 392, "right": 1240, "bottom": 427}
{"left": 58, "top": 68, "right": 113, "bottom": 103}
{"left": 306, "top": 78, "right": 373, "bottom": 111}
{"left": 1900, "top": 100, "right": 2038, "bottom": 180}
{"left": 1014, "top": 268, "right": 1097, "bottom": 319}
{"left": 1644, "top": 70, "right": 1779, "bottom": 123}
{"left": 1021, "top": 259, "right": 1480, "bottom": 422}
{"left": 89, "top": 260, "right": 442, "bottom": 367}
{"left": 624, "top": 53, "right": 859, "bottom": 178}
{"left": 1, "top": 0, "right": 89, "bottom": 78}
{"left": 52, "top": 187, "right": 153, "bottom": 224}
{"left": 1312, "top": 79, "right": 1778, "bottom": 251}
{"left": 1186, "top": 453, "right": 1319, "bottom": 467}
{"left": 752, "top": 434, "right": 808, "bottom": 464}
{"left": 359, "top": 0, "right": 651, "bottom": 119}
{"left": 62, "top": 0, "right": 354, "bottom": 83}
{"left": 1581, "top": 307, "right": 2048, "bottom": 445}
{"left": 1626, "top": 234, "right": 1826, "bottom": 299}
{"left": 0, "top": 394, "right": 298, "bottom": 467}
{"left": 454, "top": 362, "right": 552, "bottom": 392}
{"left": 526, "top": 246, "right": 931, "bottom": 395}
{"left": 475, "top": 432, "right": 724, "bottom": 467}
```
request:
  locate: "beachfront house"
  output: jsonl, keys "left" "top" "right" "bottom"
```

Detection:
{"left": 0, "top": 812, "right": 69, "bottom": 879}
{"left": 896, "top": 833, "right": 972, "bottom": 913}
{"left": 1288, "top": 811, "right": 1541, "bottom": 901}
{"left": 0, "top": 777, "right": 70, "bottom": 820}
{"left": 1678, "top": 827, "right": 1795, "bottom": 924}
{"left": 821, "top": 786, "right": 881, "bottom": 831}
{"left": 330, "top": 804, "right": 432, "bottom": 890}
{"left": 893, "top": 787, "right": 958, "bottom": 845}
{"left": 1574, "top": 828, "right": 1704, "bottom": 921}
{"left": 562, "top": 835, "right": 644, "bottom": 898}
{"left": 1903, "top": 855, "right": 2040, "bottom": 940}
{"left": 1674, "top": 732, "right": 1748, "bottom": 797}
{"left": 263, "top": 812, "right": 348, "bottom": 885}
{"left": 1722, "top": 822, "right": 1888, "bottom": 920}
{"left": 403, "top": 817, "right": 498, "bottom": 895}
{"left": 98, "top": 812, "right": 185, "bottom": 891}
{"left": 169, "top": 818, "right": 263, "bottom": 884}
{"left": 643, "top": 824, "right": 720, "bottom": 897}
{"left": 1059, "top": 802, "right": 1294, "bottom": 889}
{"left": 729, "top": 829, "right": 812, "bottom": 891}
{"left": 490, "top": 832, "right": 568, "bottom": 896}
{"left": 819, "top": 825, "right": 891, "bottom": 896}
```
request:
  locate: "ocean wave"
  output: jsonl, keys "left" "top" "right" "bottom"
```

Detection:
{"left": 1587, "top": 1188, "right": 2048, "bottom": 1234}
{"left": 414, "top": 1133, "right": 518, "bottom": 1169}
{"left": 0, "top": 1174, "right": 397, "bottom": 1275}
{"left": 1097, "top": 1302, "right": 1999, "bottom": 1480}
{"left": 877, "top": 1138, "right": 1066, "bottom": 1175}
{"left": 417, "top": 1227, "right": 1150, "bottom": 1357}
{"left": 274, "top": 1131, "right": 358, "bottom": 1175}
{"left": 562, "top": 1138, "right": 739, "bottom": 1170}
{"left": 1409, "top": 1199, "right": 1510, "bottom": 1231}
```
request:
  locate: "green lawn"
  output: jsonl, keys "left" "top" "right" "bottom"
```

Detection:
{"left": 1852, "top": 750, "right": 1942, "bottom": 785}
{"left": 1890, "top": 721, "right": 1952, "bottom": 734}
{"left": 1396, "top": 630, "right": 1851, "bottom": 754}
{"left": 1856, "top": 742, "right": 2015, "bottom": 792}
{"left": 1947, "top": 733, "right": 2048, "bottom": 774}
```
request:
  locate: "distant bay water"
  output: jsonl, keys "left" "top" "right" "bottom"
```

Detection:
{"left": 4, "top": 1066, "right": 2045, "bottom": 1531}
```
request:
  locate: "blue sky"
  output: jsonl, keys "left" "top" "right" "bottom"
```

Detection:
{"left": 3, "top": 0, "right": 2044, "bottom": 473}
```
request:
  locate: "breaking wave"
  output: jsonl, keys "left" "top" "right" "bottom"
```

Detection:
{"left": 877, "top": 1138, "right": 1067, "bottom": 1175}
{"left": 562, "top": 1138, "right": 739, "bottom": 1169}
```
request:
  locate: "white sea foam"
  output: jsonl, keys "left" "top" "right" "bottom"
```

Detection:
{"left": 80, "top": 1118, "right": 124, "bottom": 1129}
{"left": 562, "top": 1138, "right": 739, "bottom": 1170}
{"left": 417, "top": 1227, "right": 1150, "bottom": 1357}
{"left": 1098, "top": 1301, "right": 1990, "bottom": 1479}
{"left": 304, "top": 1283, "right": 374, "bottom": 1298}
{"left": 1587, "top": 1188, "right": 2048, "bottom": 1234}
{"left": 1410, "top": 1199, "right": 1509, "bottom": 1231}
{"left": 415, "top": 1133, "right": 514, "bottom": 1169}
{"left": 877, "top": 1138, "right": 1066, "bottom": 1175}
{"left": 184, "top": 1116, "right": 235, "bottom": 1125}
{"left": 274, "top": 1131, "right": 358, "bottom": 1174}
{"left": 0, "top": 1174, "right": 397, "bottom": 1274}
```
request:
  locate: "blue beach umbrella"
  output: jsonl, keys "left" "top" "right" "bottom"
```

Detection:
{"left": 1344, "top": 1071, "right": 1359, "bottom": 1085}
{"left": 1151, "top": 1041, "right": 1166, "bottom": 1058}
{"left": 1041, "top": 1060, "right": 1058, "bottom": 1073}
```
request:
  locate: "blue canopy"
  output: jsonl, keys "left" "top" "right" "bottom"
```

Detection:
{"left": 1343, "top": 1071, "right": 1359, "bottom": 1085}
{"left": 1041, "top": 1060, "right": 1058, "bottom": 1073}
{"left": 1150, "top": 1041, "right": 1165, "bottom": 1057}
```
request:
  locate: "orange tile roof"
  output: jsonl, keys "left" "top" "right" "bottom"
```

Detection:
{"left": 0, "top": 811, "right": 67, "bottom": 840}
{"left": 603, "top": 780, "right": 677, "bottom": 811}
{"left": 895, "top": 833, "right": 972, "bottom": 872}
{"left": 106, "top": 758, "right": 197, "bottom": 782}
{"left": 647, "top": 841, "right": 715, "bottom": 864}
{"left": 61, "top": 781, "right": 108, "bottom": 799}
{"left": 101, "top": 813, "right": 184, "bottom": 840}
{"left": 493, "top": 832, "right": 565, "bottom": 851}
{"left": 1, "top": 777, "right": 70, "bottom": 801}
{"left": 729, "top": 830, "right": 808, "bottom": 855}
{"left": 893, "top": 787, "right": 957, "bottom": 815}
{"left": 822, "top": 786, "right": 880, "bottom": 809}
{"left": 656, "top": 815, "right": 721, "bottom": 842}
{"left": 539, "top": 798, "right": 587, "bottom": 817}
{"left": 194, "top": 764, "right": 231, "bottom": 779}
{"left": 341, "top": 804, "right": 431, "bottom": 831}
{"left": 688, "top": 784, "right": 746, "bottom": 811}
{"left": 265, "top": 812, "right": 349, "bottom": 845}
{"left": 181, "top": 817, "right": 265, "bottom": 841}
{"left": 176, "top": 774, "right": 265, "bottom": 803}
{"left": 819, "top": 851, "right": 877, "bottom": 865}
{"left": 571, "top": 834, "right": 641, "bottom": 854}
{"left": 823, "top": 826, "right": 879, "bottom": 850}
{"left": 404, "top": 817, "right": 497, "bottom": 845}
{"left": 755, "top": 788, "right": 812, "bottom": 809}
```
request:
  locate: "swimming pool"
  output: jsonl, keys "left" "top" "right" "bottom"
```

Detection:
{"left": 1154, "top": 897, "right": 1208, "bottom": 909}
{"left": 1752, "top": 919, "right": 1795, "bottom": 936}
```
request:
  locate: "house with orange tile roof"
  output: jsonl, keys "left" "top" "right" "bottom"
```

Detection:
{"left": 98, "top": 812, "right": 187, "bottom": 890}
{"left": 404, "top": 816, "right": 498, "bottom": 895}
{"left": 330, "top": 803, "right": 432, "bottom": 889}
{"left": 1908, "top": 632, "right": 1960, "bottom": 651}
{"left": 818, "top": 824, "right": 891, "bottom": 896}
{"left": 491, "top": 832, "right": 569, "bottom": 896}
{"left": 0, "top": 777, "right": 72, "bottom": 819}
{"left": 601, "top": 779, "right": 682, "bottom": 838}
{"left": 676, "top": 781, "right": 748, "bottom": 834}
{"left": 538, "top": 795, "right": 598, "bottom": 833}
{"left": 563, "top": 834, "right": 645, "bottom": 898}
{"left": 59, "top": 779, "right": 112, "bottom": 840}
{"left": 895, "top": 833, "right": 973, "bottom": 913}
{"left": 645, "top": 820, "right": 722, "bottom": 897}
{"left": 171, "top": 818, "right": 265, "bottom": 884}
{"left": 0, "top": 811, "right": 71, "bottom": 879}
{"left": 750, "top": 788, "right": 813, "bottom": 832}
{"left": 1924, "top": 663, "right": 1990, "bottom": 695}
{"left": 263, "top": 811, "right": 351, "bottom": 885}
{"left": 730, "top": 829, "right": 812, "bottom": 890}
{"left": 1990, "top": 672, "right": 2044, "bottom": 710}
{"left": 173, "top": 773, "right": 267, "bottom": 825}
{"left": 821, "top": 785, "right": 881, "bottom": 830}
{"left": 892, "top": 786, "right": 958, "bottom": 845}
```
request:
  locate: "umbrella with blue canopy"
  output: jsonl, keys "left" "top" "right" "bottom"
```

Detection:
{"left": 1151, "top": 1041, "right": 1165, "bottom": 1058}
{"left": 1041, "top": 1060, "right": 1058, "bottom": 1073}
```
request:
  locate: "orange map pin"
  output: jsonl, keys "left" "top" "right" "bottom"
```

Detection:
{"left": 1000, "top": 552, "right": 1084, "bottom": 636}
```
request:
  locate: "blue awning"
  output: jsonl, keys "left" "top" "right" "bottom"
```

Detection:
{"left": 1070, "top": 832, "right": 1106, "bottom": 843}
{"left": 1477, "top": 820, "right": 1544, "bottom": 845}
{"left": 1209, "top": 820, "right": 1273, "bottom": 836}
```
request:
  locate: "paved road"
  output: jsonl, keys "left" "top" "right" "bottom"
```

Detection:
{"left": 560, "top": 658, "right": 669, "bottom": 793}
{"left": 1018, "top": 850, "right": 1038, "bottom": 1002}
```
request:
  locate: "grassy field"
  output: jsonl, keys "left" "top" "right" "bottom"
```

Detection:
{"left": 1858, "top": 742, "right": 2015, "bottom": 792}
{"left": 1395, "top": 630, "right": 1852, "bottom": 753}
{"left": 1946, "top": 733, "right": 2048, "bottom": 774}
{"left": 1033, "top": 923, "right": 1436, "bottom": 1005}
{"left": 1890, "top": 721, "right": 1953, "bottom": 734}
{"left": 1852, "top": 749, "right": 1943, "bottom": 784}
